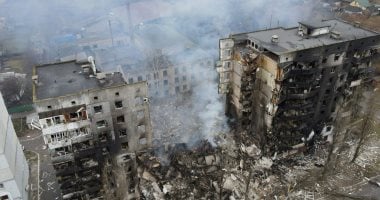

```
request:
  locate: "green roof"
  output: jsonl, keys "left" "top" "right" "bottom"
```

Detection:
{"left": 7, "top": 104, "right": 34, "bottom": 114}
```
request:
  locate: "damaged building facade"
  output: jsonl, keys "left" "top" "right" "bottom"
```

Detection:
{"left": 125, "top": 51, "right": 215, "bottom": 98}
{"left": 217, "top": 19, "right": 380, "bottom": 152}
{"left": 31, "top": 57, "right": 152, "bottom": 199}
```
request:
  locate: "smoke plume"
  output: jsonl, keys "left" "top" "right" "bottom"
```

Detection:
{"left": 0, "top": 0, "right": 323, "bottom": 147}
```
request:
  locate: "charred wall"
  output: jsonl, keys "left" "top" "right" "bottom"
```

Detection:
{"left": 218, "top": 32, "right": 380, "bottom": 154}
{"left": 34, "top": 80, "right": 152, "bottom": 199}
{"left": 259, "top": 37, "right": 380, "bottom": 152}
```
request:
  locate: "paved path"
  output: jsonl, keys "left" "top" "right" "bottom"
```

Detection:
{"left": 21, "top": 131, "right": 62, "bottom": 200}
{"left": 25, "top": 150, "right": 39, "bottom": 200}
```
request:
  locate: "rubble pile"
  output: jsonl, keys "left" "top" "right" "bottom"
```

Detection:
{"left": 136, "top": 132, "right": 310, "bottom": 199}
{"left": 119, "top": 120, "right": 380, "bottom": 200}
{"left": 146, "top": 96, "right": 380, "bottom": 199}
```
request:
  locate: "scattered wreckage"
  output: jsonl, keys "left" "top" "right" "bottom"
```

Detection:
{"left": 134, "top": 130, "right": 330, "bottom": 200}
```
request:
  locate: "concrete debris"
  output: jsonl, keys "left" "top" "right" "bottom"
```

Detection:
{"left": 241, "top": 144, "right": 261, "bottom": 158}
{"left": 255, "top": 157, "right": 273, "bottom": 169}
{"left": 127, "top": 117, "right": 380, "bottom": 200}
{"left": 135, "top": 132, "right": 296, "bottom": 199}
{"left": 207, "top": 166, "right": 218, "bottom": 173}
{"left": 163, "top": 184, "right": 172, "bottom": 194}
{"left": 222, "top": 172, "right": 259, "bottom": 200}
{"left": 142, "top": 170, "right": 157, "bottom": 182}
{"left": 205, "top": 155, "right": 220, "bottom": 165}
{"left": 152, "top": 182, "right": 162, "bottom": 195}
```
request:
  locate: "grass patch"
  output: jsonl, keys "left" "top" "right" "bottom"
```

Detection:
{"left": 24, "top": 150, "right": 39, "bottom": 200}
{"left": 24, "top": 150, "right": 38, "bottom": 161}
{"left": 4, "top": 59, "right": 25, "bottom": 72}
{"left": 11, "top": 117, "right": 29, "bottom": 137}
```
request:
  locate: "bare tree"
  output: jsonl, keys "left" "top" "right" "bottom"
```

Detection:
{"left": 322, "top": 85, "right": 378, "bottom": 178}
{"left": 322, "top": 85, "right": 364, "bottom": 178}
{"left": 351, "top": 90, "right": 377, "bottom": 163}
{"left": 0, "top": 76, "right": 24, "bottom": 105}
{"left": 322, "top": 102, "right": 348, "bottom": 178}
{"left": 146, "top": 49, "right": 171, "bottom": 71}
{"left": 145, "top": 49, "right": 172, "bottom": 94}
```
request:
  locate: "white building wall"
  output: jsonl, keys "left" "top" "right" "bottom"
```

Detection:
{"left": 35, "top": 81, "right": 152, "bottom": 153}
{"left": 0, "top": 92, "right": 29, "bottom": 200}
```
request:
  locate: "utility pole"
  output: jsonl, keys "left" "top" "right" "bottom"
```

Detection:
{"left": 126, "top": 0, "right": 135, "bottom": 45}
{"left": 108, "top": 19, "right": 115, "bottom": 48}
{"left": 269, "top": 14, "right": 273, "bottom": 29}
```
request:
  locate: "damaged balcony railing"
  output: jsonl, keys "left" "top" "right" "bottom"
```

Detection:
{"left": 60, "top": 178, "right": 79, "bottom": 190}
{"left": 98, "top": 132, "right": 108, "bottom": 143}
{"left": 237, "top": 47, "right": 258, "bottom": 66}
{"left": 280, "top": 62, "right": 320, "bottom": 81}
{"left": 278, "top": 108, "right": 314, "bottom": 119}
{"left": 287, "top": 89, "right": 319, "bottom": 99}
{"left": 241, "top": 74, "right": 255, "bottom": 92}
{"left": 280, "top": 87, "right": 320, "bottom": 100}
{"left": 51, "top": 151, "right": 74, "bottom": 163}
{"left": 278, "top": 99, "right": 315, "bottom": 109}
{"left": 72, "top": 141, "right": 96, "bottom": 157}
{"left": 281, "top": 68, "right": 319, "bottom": 81}
{"left": 71, "top": 132, "right": 93, "bottom": 144}
{"left": 81, "top": 174, "right": 100, "bottom": 183}
{"left": 41, "top": 120, "right": 91, "bottom": 136}
{"left": 48, "top": 131, "right": 93, "bottom": 149}
{"left": 273, "top": 130, "right": 305, "bottom": 148}
{"left": 282, "top": 76, "right": 320, "bottom": 86}
{"left": 81, "top": 158, "right": 99, "bottom": 169}
{"left": 273, "top": 119, "right": 308, "bottom": 131}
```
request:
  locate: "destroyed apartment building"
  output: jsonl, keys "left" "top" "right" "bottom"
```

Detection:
{"left": 217, "top": 19, "right": 380, "bottom": 152}
{"left": 31, "top": 57, "right": 152, "bottom": 199}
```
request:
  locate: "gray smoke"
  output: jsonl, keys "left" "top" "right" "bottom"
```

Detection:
{"left": 0, "top": 0, "right": 323, "bottom": 146}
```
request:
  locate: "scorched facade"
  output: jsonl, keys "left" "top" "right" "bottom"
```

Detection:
{"left": 217, "top": 19, "right": 380, "bottom": 153}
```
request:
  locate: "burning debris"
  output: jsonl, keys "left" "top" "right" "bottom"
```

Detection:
{"left": 133, "top": 129, "right": 379, "bottom": 199}
{"left": 150, "top": 95, "right": 229, "bottom": 148}
{"left": 133, "top": 112, "right": 380, "bottom": 200}
{"left": 135, "top": 132, "right": 303, "bottom": 199}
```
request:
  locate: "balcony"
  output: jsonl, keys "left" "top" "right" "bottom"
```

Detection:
{"left": 274, "top": 120, "right": 308, "bottom": 131}
{"left": 51, "top": 152, "right": 74, "bottom": 163}
{"left": 287, "top": 89, "right": 319, "bottom": 100}
{"left": 279, "top": 110, "right": 314, "bottom": 120}
{"left": 282, "top": 77, "right": 320, "bottom": 87}
{"left": 283, "top": 68, "right": 319, "bottom": 81}
{"left": 42, "top": 120, "right": 91, "bottom": 135}
{"left": 237, "top": 47, "right": 258, "bottom": 67}
{"left": 241, "top": 83, "right": 254, "bottom": 91}
{"left": 280, "top": 87, "right": 319, "bottom": 101}
{"left": 48, "top": 139, "right": 72, "bottom": 149}
{"left": 240, "top": 100, "right": 252, "bottom": 108}
{"left": 84, "top": 185, "right": 102, "bottom": 196}
{"left": 74, "top": 146, "right": 97, "bottom": 157}
{"left": 71, "top": 133, "right": 93, "bottom": 144}
{"left": 291, "top": 67, "right": 318, "bottom": 75}
{"left": 279, "top": 100, "right": 314, "bottom": 110}
{"left": 81, "top": 175, "right": 100, "bottom": 183}
{"left": 56, "top": 166, "right": 76, "bottom": 176}
{"left": 60, "top": 179, "right": 78, "bottom": 189}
